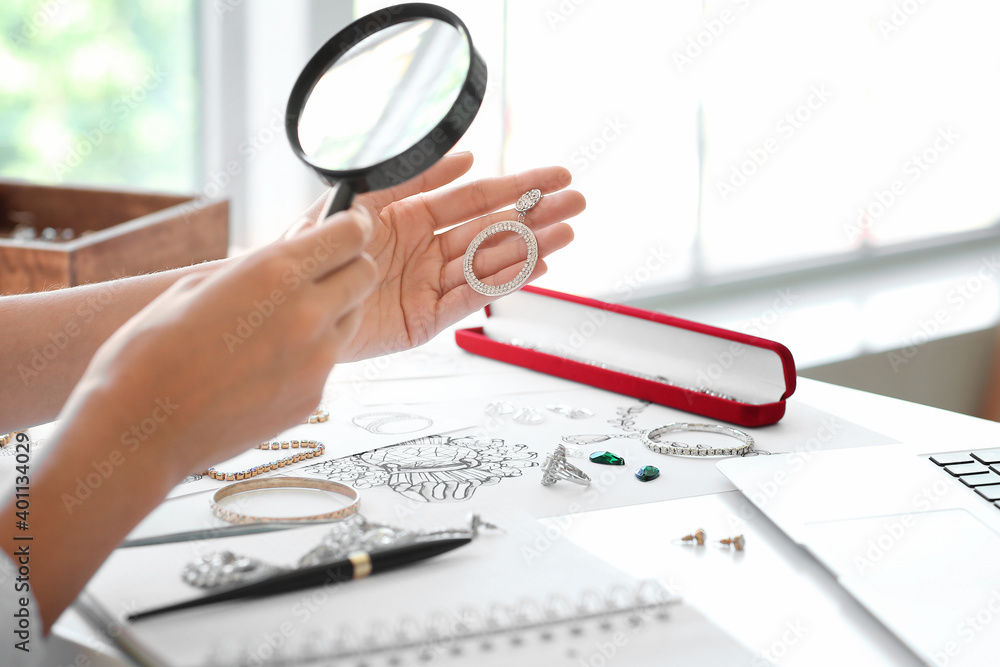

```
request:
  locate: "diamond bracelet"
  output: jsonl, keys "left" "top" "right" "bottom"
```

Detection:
{"left": 641, "top": 422, "right": 755, "bottom": 457}
{"left": 507, "top": 338, "right": 739, "bottom": 402}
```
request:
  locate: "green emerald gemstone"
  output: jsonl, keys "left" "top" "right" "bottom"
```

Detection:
{"left": 589, "top": 451, "right": 625, "bottom": 466}
{"left": 635, "top": 465, "right": 660, "bottom": 482}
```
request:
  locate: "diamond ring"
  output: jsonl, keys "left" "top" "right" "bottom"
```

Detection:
{"left": 540, "top": 444, "right": 591, "bottom": 486}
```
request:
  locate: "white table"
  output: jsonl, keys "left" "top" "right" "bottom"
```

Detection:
{"left": 552, "top": 376, "right": 988, "bottom": 667}
{"left": 54, "top": 363, "right": 997, "bottom": 666}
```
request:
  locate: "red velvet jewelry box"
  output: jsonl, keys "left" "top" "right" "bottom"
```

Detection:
{"left": 454, "top": 286, "right": 796, "bottom": 427}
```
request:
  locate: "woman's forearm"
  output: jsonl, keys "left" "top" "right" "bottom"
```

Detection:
{"left": 0, "top": 381, "right": 182, "bottom": 633}
{"left": 0, "top": 259, "right": 226, "bottom": 433}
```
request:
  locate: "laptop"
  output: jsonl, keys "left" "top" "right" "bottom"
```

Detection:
{"left": 718, "top": 442, "right": 1000, "bottom": 667}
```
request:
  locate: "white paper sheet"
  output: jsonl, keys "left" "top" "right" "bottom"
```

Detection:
{"left": 282, "top": 387, "right": 896, "bottom": 531}
{"left": 123, "top": 380, "right": 894, "bottom": 544}
{"left": 165, "top": 400, "right": 480, "bottom": 499}
{"left": 83, "top": 514, "right": 758, "bottom": 666}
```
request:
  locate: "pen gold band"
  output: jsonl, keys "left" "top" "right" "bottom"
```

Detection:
{"left": 211, "top": 476, "right": 360, "bottom": 525}
{"left": 348, "top": 552, "right": 372, "bottom": 579}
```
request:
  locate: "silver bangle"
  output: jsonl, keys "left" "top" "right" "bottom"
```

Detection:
{"left": 642, "top": 422, "right": 754, "bottom": 457}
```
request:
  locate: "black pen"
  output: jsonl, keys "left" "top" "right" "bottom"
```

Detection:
{"left": 128, "top": 537, "right": 471, "bottom": 622}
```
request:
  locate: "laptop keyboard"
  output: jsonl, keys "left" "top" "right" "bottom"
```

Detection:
{"left": 929, "top": 448, "right": 1000, "bottom": 505}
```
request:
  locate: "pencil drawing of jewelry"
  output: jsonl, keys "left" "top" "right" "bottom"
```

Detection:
{"left": 484, "top": 401, "right": 547, "bottom": 425}
{"left": 548, "top": 404, "right": 594, "bottom": 419}
{"left": 351, "top": 411, "right": 434, "bottom": 435}
{"left": 299, "top": 435, "right": 538, "bottom": 503}
{"left": 182, "top": 514, "right": 497, "bottom": 590}
{"left": 562, "top": 401, "right": 650, "bottom": 446}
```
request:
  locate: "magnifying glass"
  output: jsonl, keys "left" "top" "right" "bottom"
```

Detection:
{"left": 286, "top": 3, "right": 487, "bottom": 222}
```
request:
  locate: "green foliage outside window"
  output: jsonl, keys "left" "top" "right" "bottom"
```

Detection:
{"left": 0, "top": 0, "right": 197, "bottom": 192}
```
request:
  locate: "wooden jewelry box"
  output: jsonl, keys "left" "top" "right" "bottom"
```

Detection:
{"left": 455, "top": 286, "right": 797, "bottom": 426}
{"left": 0, "top": 181, "right": 228, "bottom": 294}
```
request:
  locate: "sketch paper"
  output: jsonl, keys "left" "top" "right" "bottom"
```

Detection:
{"left": 84, "top": 514, "right": 757, "bottom": 666}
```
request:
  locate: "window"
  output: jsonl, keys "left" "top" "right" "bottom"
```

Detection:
{"left": 0, "top": 0, "right": 198, "bottom": 193}
{"left": 508, "top": 0, "right": 1000, "bottom": 299}
{"left": 360, "top": 1, "right": 1000, "bottom": 302}
{"left": 7, "top": 0, "right": 998, "bottom": 328}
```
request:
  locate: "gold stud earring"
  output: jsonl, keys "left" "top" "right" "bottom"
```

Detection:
{"left": 679, "top": 528, "right": 706, "bottom": 546}
{"left": 718, "top": 534, "right": 746, "bottom": 551}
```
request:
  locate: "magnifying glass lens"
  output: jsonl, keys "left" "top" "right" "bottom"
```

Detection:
{"left": 297, "top": 18, "right": 471, "bottom": 172}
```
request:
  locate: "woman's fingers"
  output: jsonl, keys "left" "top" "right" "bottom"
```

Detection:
{"left": 279, "top": 190, "right": 330, "bottom": 239}
{"left": 436, "top": 257, "right": 551, "bottom": 327}
{"left": 437, "top": 189, "right": 585, "bottom": 263}
{"left": 417, "top": 166, "right": 575, "bottom": 233}
{"left": 279, "top": 208, "right": 374, "bottom": 283}
{"left": 357, "top": 152, "right": 475, "bottom": 212}
{"left": 440, "top": 222, "right": 574, "bottom": 295}
{"left": 332, "top": 302, "right": 366, "bottom": 339}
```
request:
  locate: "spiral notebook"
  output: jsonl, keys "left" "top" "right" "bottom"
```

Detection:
{"left": 79, "top": 517, "right": 759, "bottom": 666}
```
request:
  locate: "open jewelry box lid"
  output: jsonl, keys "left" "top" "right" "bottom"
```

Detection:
{"left": 455, "top": 286, "right": 796, "bottom": 426}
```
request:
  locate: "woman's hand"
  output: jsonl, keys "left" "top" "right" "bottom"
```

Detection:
{"left": 9, "top": 209, "right": 377, "bottom": 630}
{"left": 291, "top": 152, "right": 585, "bottom": 361}
{"left": 74, "top": 208, "right": 377, "bottom": 481}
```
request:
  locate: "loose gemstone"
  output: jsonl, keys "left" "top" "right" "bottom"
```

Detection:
{"left": 589, "top": 451, "right": 625, "bottom": 466}
{"left": 635, "top": 465, "right": 660, "bottom": 482}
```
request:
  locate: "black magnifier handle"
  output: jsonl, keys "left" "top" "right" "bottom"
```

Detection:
{"left": 319, "top": 181, "right": 355, "bottom": 221}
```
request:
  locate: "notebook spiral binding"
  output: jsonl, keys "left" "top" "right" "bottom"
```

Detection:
{"left": 204, "top": 580, "right": 679, "bottom": 667}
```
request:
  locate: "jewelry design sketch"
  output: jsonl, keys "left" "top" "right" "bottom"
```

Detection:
{"left": 351, "top": 412, "right": 434, "bottom": 435}
{"left": 463, "top": 189, "right": 541, "bottom": 297}
{"left": 548, "top": 404, "right": 594, "bottom": 419}
{"left": 300, "top": 435, "right": 538, "bottom": 503}
{"left": 562, "top": 401, "right": 649, "bottom": 446}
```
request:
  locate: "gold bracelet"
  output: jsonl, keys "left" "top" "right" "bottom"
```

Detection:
{"left": 204, "top": 440, "right": 326, "bottom": 481}
{"left": 0, "top": 430, "right": 25, "bottom": 447}
{"left": 211, "top": 477, "right": 360, "bottom": 525}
